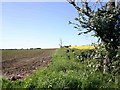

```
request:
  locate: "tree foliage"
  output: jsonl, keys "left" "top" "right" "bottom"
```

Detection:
{"left": 67, "top": 0, "right": 120, "bottom": 61}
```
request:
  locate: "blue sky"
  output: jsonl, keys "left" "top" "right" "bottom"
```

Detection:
{"left": 2, "top": 2, "right": 99, "bottom": 49}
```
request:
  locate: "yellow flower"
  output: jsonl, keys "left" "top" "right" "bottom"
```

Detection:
{"left": 69, "top": 45, "right": 95, "bottom": 50}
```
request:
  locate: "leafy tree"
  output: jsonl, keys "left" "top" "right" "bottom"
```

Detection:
{"left": 67, "top": 0, "right": 120, "bottom": 63}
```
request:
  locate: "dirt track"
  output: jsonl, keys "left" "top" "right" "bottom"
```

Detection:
{"left": 2, "top": 49, "right": 56, "bottom": 79}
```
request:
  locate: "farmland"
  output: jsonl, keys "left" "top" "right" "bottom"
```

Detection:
{"left": 1, "top": 48, "right": 120, "bottom": 89}
{"left": 69, "top": 45, "right": 95, "bottom": 50}
{"left": 1, "top": 49, "right": 56, "bottom": 79}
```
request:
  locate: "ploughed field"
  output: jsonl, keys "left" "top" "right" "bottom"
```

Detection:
{"left": 1, "top": 49, "right": 56, "bottom": 79}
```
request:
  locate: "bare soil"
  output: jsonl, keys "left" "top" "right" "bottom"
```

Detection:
{"left": 2, "top": 49, "right": 56, "bottom": 80}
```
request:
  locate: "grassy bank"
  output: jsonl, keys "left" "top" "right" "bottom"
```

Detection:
{"left": 2, "top": 48, "right": 120, "bottom": 89}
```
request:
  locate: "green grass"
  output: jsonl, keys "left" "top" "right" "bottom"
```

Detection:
{"left": 2, "top": 48, "right": 120, "bottom": 89}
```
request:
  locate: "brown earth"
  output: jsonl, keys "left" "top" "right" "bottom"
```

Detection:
{"left": 2, "top": 49, "right": 56, "bottom": 80}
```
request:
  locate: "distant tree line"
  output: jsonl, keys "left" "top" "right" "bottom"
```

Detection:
{"left": 1, "top": 48, "right": 41, "bottom": 50}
